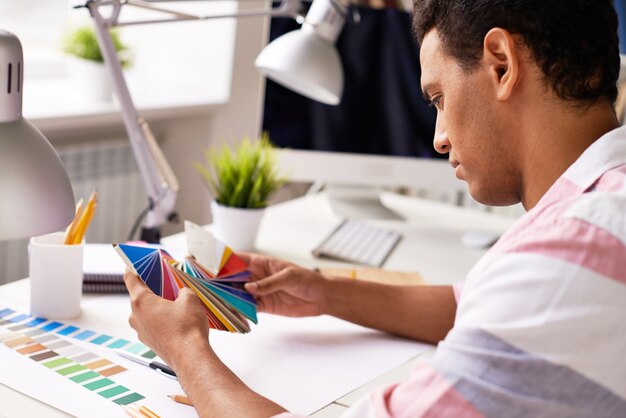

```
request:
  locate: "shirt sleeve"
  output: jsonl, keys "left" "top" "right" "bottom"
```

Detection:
{"left": 452, "top": 282, "right": 464, "bottom": 303}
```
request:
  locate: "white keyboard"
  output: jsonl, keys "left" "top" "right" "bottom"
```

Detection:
{"left": 312, "top": 220, "right": 402, "bottom": 267}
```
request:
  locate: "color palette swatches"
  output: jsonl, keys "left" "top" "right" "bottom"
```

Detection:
{"left": 114, "top": 221, "right": 258, "bottom": 333}
{"left": 0, "top": 307, "right": 154, "bottom": 406}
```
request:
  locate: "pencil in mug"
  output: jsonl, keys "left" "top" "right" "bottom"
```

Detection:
{"left": 66, "top": 191, "right": 98, "bottom": 245}
{"left": 63, "top": 198, "right": 84, "bottom": 244}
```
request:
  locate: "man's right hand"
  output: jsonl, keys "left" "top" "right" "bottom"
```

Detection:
{"left": 239, "top": 253, "right": 328, "bottom": 318}
{"left": 239, "top": 252, "right": 457, "bottom": 343}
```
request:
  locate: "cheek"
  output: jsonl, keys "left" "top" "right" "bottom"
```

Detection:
{"left": 443, "top": 92, "right": 474, "bottom": 143}
{"left": 460, "top": 107, "right": 495, "bottom": 159}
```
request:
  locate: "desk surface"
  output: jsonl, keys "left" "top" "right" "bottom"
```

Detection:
{"left": 0, "top": 193, "right": 516, "bottom": 417}
{"left": 238, "top": 192, "right": 515, "bottom": 285}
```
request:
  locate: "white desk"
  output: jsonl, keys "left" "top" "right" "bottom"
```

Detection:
{"left": 0, "top": 192, "right": 516, "bottom": 417}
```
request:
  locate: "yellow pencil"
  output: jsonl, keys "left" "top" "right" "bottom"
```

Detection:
{"left": 138, "top": 405, "right": 161, "bottom": 418}
{"left": 122, "top": 405, "right": 144, "bottom": 418}
{"left": 71, "top": 190, "right": 98, "bottom": 245}
{"left": 168, "top": 394, "right": 193, "bottom": 406}
{"left": 63, "top": 198, "right": 84, "bottom": 245}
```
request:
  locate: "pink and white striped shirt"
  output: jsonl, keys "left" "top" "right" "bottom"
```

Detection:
{"left": 278, "top": 125, "right": 626, "bottom": 417}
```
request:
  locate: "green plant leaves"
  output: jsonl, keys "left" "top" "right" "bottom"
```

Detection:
{"left": 62, "top": 25, "right": 132, "bottom": 69}
{"left": 195, "top": 135, "right": 287, "bottom": 209}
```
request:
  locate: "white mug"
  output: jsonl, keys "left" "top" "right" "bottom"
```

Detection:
{"left": 29, "top": 232, "right": 84, "bottom": 319}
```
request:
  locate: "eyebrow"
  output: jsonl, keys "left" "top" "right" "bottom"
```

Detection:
{"left": 421, "top": 84, "right": 433, "bottom": 101}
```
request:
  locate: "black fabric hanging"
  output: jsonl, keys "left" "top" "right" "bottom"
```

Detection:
{"left": 262, "top": 5, "right": 440, "bottom": 159}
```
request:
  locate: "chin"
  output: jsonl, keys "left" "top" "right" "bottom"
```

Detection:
{"left": 468, "top": 185, "right": 520, "bottom": 207}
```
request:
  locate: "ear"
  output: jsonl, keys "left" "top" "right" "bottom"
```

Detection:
{"left": 482, "top": 28, "right": 520, "bottom": 101}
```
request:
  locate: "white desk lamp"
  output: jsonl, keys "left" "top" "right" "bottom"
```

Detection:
{"left": 82, "top": 0, "right": 347, "bottom": 242}
{"left": 256, "top": 0, "right": 346, "bottom": 105}
{"left": 0, "top": 31, "right": 75, "bottom": 241}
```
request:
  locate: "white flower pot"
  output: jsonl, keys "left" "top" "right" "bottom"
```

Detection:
{"left": 210, "top": 200, "right": 266, "bottom": 251}
{"left": 66, "top": 56, "right": 113, "bottom": 102}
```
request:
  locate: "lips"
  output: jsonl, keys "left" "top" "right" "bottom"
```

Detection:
{"left": 450, "top": 159, "right": 464, "bottom": 179}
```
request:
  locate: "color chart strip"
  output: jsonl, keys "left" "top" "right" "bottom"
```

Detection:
{"left": 0, "top": 308, "right": 147, "bottom": 406}
{"left": 0, "top": 307, "right": 157, "bottom": 359}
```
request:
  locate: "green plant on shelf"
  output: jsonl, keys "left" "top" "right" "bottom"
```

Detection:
{"left": 194, "top": 135, "right": 288, "bottom": 209}
{"left": 62, "top": 25, "right": 132, "bottom": 69}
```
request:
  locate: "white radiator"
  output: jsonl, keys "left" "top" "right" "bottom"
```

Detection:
{"left": 0, "top": 139, "right": 147, "bottom": 285}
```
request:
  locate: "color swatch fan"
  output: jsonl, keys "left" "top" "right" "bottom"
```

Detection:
{"left": 114, "top": 224, "right": 257, "bottom": 333}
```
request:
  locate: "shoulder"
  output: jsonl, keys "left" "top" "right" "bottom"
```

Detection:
{"left": 491, "top": 167, "right": 626, "bottom": 283}
{"left": 431, "top": 166, "right": 626, "bottom": 417}
{"left": 564, "top": 185, "right": 626, "bottom": 245}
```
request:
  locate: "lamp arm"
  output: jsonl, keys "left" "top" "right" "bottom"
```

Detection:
{"left": 87, "top": 0, "right": 180, "bottom": 239}
{"left": 83, "top": 0, "right": 302, "bottom": 27}
{"left": 80, "top": 0, "right": 310, "bottom": 241}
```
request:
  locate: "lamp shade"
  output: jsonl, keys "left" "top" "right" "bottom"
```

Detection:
{"left": 255, "top": 0, "right": 346, "bottom": 105}
{"left": 255, "top": 24, "right": 343, "bottom": 105}
{"left": 0, "top": 31, "right": 74, "bottom": 240}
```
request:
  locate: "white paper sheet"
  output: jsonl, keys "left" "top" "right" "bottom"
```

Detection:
{"left": 0, "top": 295, "right": 429, "bottom": 417}
{"left": 210, "top": 314, "right": 429, "bottom": 415}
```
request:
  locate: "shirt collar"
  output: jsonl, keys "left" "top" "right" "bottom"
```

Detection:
{"left": 561, "top": 124, "right": 626, "bottom": 191}
{"left": 532, "top": 124, "right": 626, "bottom": 209}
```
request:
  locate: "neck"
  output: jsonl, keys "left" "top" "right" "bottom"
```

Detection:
{"left": 518, "top": 101, "right": 619, "bottom": 210}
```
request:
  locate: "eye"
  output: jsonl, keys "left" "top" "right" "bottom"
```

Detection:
{"left": 428, "top": 95, "right": 443, "bottom": 111}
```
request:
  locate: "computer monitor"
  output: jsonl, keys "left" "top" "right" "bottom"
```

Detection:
{"left": 263, "top": 4, "right": 466, "bottom": 218}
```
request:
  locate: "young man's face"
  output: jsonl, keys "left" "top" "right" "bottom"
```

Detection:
{"left": 419, "top": 30, "right": 520, "bottom": 206}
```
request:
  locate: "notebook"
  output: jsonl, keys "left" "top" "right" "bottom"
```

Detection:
{"left": 82, "top": 244, "right": 126, "bottom": 294}
{"left": 82, "top": 242, "right": 187, "bottom": 294}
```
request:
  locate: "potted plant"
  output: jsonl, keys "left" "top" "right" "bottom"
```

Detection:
{"left": 194, "top": 135, "right": 287, "bottom": 251}
{"left": 62, "top": 25, "right": 132, "bottom": 101}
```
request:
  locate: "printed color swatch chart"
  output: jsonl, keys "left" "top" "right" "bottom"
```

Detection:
{"left": 0, "top": 307, "right": 147, "bottom": 405}
{"left": 0, "top": 306, "right": 196, "bottom": 417}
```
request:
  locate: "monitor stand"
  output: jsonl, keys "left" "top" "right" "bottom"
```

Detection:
{"left": 326, "top": 185, "right": 404, "bottom": 220}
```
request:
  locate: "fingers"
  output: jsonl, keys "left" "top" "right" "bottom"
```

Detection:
{"left": 237, "top": 252, "right": 301, "bottom": 283}
{"left": 123, "top": 269, "right": 149, "bottom": 297}
{"left": 177, "top": 287, "right": 202, "bottom": 306}
{"left": 235, "top": 252, "right": 252, "bottom": 264}
{"left": 245, "top": 268, "right": 294, "bottom": 295}
{"left": 235, "top": 252, "right": 267, "bottom": 281}
{"left": 178, "top": 286, "right": 196, "bottom": 298}
{"left": 236, "top": 251, "right": 266, "bottom": 277}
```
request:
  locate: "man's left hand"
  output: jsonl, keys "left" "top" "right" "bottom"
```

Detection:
{"left": 123, "top": 270, "right": 209, "bottom": 369}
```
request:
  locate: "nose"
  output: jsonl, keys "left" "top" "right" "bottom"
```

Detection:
{"left": 433, "top": 117, "right": 451, "bottom": 154}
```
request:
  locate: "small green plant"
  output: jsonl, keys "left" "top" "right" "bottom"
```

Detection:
{"left": 62, "top": 25, "right": 132, "bottom": 69}
{"left": 194, "top": 135, "right": 288, "bottom": 209}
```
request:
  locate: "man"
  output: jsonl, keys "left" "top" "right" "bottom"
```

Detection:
{"left": 124, "top": 0, "right": 626, "bottom": 416}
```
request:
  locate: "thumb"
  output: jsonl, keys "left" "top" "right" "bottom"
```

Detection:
{"left": 178, "top": 287, "right": 197, "bottom": 299}
{"left": 245, "top": 269, "right": 293, "bottom": 296}
{"left": 177, "top": 287, "right": 205, "bottom": 309}
{"left": 235, "top": 252, "right": 252, "bottom": 265}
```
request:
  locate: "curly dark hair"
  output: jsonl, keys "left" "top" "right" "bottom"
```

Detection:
{"left": 413, "top": 0, "right": 620, "bottom": 104}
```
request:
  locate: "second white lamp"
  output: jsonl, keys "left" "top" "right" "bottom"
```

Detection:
{"left": 0, "top": 31, "right": 75, "bottom": 241}
{"left": 255, "top": 0, "right": 346, "bottom": 106}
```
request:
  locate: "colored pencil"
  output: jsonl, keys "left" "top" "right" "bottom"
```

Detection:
{"left": 168, "top": 394, "right": 193, "bottom": 406}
